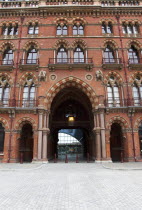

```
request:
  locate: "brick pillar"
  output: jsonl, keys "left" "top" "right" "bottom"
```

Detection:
{"left": 38, "top": 110, "right": 43, "bottom": 160}
{"left": 100, "top": 111, "right": 106, "bottom": 159}
{"left": 105, "top": 129, "right": 111, "bottom": 161}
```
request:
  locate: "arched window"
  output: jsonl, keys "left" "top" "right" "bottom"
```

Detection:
{"left": 0, "top": 123, "right": 5, "bottom": 152}
{"left": 138, "top": 122, "right": 142, "bottom": 154}
{"left": 102, "top": 22, "right": 113, "bottom": 34}
{"left": 57, "top": 46, "right": 67, "bottom": 63}
{"left": 73, "top": 25, "right": 84, "bottom": 35}
{"left": 57, "top": 25, "right": 67, "bottom": 35}
{"left": 104, "top": 45, "right": 115, "bottom": 63}
{"left": 74, "top": 46, "right": 84, "bottom": 63}
{"left": 133, "top": 81, "right": 142, "bottom": 106}
{"left": 28, "top": 23, "right": 38, "bottom": 35}
{"left": 107, "top": 82, "right": 120, "bottom": 107}
{"left": 0, "top": 83, "right": 10, "bottom": 106}
{"left": 27, "top": 46, "right": 37, "bottom": 64}
{"left": 2, "top": 24, "right": 18, "bottom": 36}
{"left": 128, "top": 46, "right": 139, "bottom": 64}
{"left": 23, "top": 82, "right": 35, "bottom": 107}
{"left": 3, "top": 48, "right": 13, "bottom": 65}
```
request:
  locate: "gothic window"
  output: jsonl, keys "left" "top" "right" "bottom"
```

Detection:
{"left": 28, "top": 23, "right": 38, "bottom": 35}
{"left": 138, "top": 122, "right": 142, "bottom": 154}
{"left": 74, "top": 46, "right": 84, "bottom": 63}
{"left": 122, "top": 23, "right": 139, "bottom": 35}
{"left": 23, "top": 80, "right": 35, "bottom": 107}
{"left": 3, "top": 48, "right": 13, "bottom": 65}
{"left": 102, "top": 22, "right": 113, "bottom": 34}
{"left": 103, "top": 45, "right": 115, "bottom": 63}
{"left": 107, "top": 82, "right": 120, "bottom": 107}
{"left": 133, "top": 83, "right": 142, "bottom": 106}
{"left": 0, "top": 79, "right": 10, "bottom": 106}
{"left": 2, "top": 24, "right": 18, "bottom": 36}
{"left": 57, "top": 25, "right": 67, "bottom": 35}
{"left": 0, "top": 123, "right": 5, "bottom": 152}
{"left": 27, "top": 46, "right": 37, "bottom": 64}
{"left": 73, "top": 25, "right": 84, "bottom": 35}
{"left": 128, "top": 46, "right": 139, "bottom": 64}
{"left": 57, "top": 46, "right": 67, "bottom": 63}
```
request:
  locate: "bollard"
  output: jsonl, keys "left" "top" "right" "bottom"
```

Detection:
{"left": 54, "top": 153, "right": 57, "bottom": 163}
{"left": 65, "top": 154, "right": 68, "bottom": 163}
{"left": 76, "top": 154, "right": 79, "bottom": 163}
{"left": 87, "top": 153, "right": 89, "bottom": 163}
{"left": 20, "top": 152, "right": 23, "bottom": 164}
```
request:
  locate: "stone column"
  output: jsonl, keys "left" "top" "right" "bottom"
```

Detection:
{"left": 100, "top": 111, "right": 106, "bottom": 159}
{"left": 42, "top": 111, "right": 50, "bottom": 162}
{"left": 38, "top": 111, "right": 43, "bottom": 160}
{"left": 93, "top": 110, "right": 101, "bottom": 162}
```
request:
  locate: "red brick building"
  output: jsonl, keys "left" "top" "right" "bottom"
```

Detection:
{"left": 0, "top": 0, "right": 141, "bottom": 163}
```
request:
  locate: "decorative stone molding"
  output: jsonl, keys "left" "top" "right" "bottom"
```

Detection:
{"left": 19, "top": 72, "right": 38, "bottom": 86}
{"left": 103, "top": 40, "right": 118, "bottom": 50}
{"left": 106, "top": 116, "right": 129, "bottom": 130}
{"left": 96, "top": 70, "right": 103, "bottom": 81}
{"left": 46, "top": 76, "right": 96, "bottom": 108}
{"left": 71, "top": 39, "right": 87, "bottom": 49}
{"left": 126, "top": 40, "right": 142, "bottom": 50}
{"left": 55, "top": 17, "right": 68, "bottom": 26}
{"left": 0, "top": 73, "right": 12, "bottom": 85}
{"left": 54, "top": 39, "right": 70, "bottom": 49}
{"left": 134, "top": 117, "right": 142, "bottom": 129}
{"left": 0, "top": 41, "right": 15, "bottom": 52}
{"left": 15, "top": 117, "right": 37, "bottom": 130}
{"left": 25, "top": 20, "right": 39, "bottom": 26}
{"left": 23, "top": 41, "right": 39, "bottom": 51}
{"left": 0, "top": 20, "right": 19, "bottom": 27}
{"left": 0, "top": 117, "right": 9, "bottom": 129}
{"left": 100, "top": 19, "right": 115, "bottom": 24}
{"left": 38, "top": 70, "right": 46, "bottom": 82}
{"left": 104, "top": 71, "right": 123, "bottom": 85}
{"left": 72, "top": 17, "right": 87, "bottom": 25}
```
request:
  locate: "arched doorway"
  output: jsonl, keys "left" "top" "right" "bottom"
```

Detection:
{"left": 110, "top": 123, "right": 123, "bottom": 162}
{"left": 19, "top": 123, "right": 33, "bottom": 162}
{"left": 48, "top": 87, "right": 94, "bottom": 161}
{"left": 138, "top": 122, "right": 142, "bottom": 154}
{"left": 0, "top": 123, "right": 5, "bottom": 152}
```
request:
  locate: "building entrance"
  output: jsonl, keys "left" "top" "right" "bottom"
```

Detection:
{"left": 48, "top": 86, "right": 95, "bottom": 162}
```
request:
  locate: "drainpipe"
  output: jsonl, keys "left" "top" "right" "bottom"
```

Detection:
{"left": 116, "top": 16, "right": 136, "bottom": 162}
{"left": 8, "top": 16, "right": 24, "bottom": 163}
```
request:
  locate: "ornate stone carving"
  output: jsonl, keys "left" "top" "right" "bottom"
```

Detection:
{"left": 38, "top": 70, "right": 46, "bottom": 82}
{"left": 96, "top": 70, "right": 103, "bottom": 81}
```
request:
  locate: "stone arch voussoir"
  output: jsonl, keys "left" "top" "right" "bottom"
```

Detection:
{"left": 15, "top": 117, "right": 37, "bottom": 131}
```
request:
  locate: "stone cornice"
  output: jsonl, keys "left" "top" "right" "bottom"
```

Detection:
{"left": 0, "top": 6, "right": 142, "bottom": 18}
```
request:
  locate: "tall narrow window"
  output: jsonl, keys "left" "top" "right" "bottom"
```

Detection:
{"left": 133, "top": 83, "right": 142, "bottom": 105}
{"left": 28, "top": 24, "right": 38, "bottom": 35}
{"left": 27, "top": 47, "right": 37, "bottom": 64}
{"left": 102, "top": 22, "right": 113, "bottom": 34}
{"left": 107, "top": 82, "right": 120, "bottom": 107}
{"left": 57, "top": 46, "right": 67, "bottom": 63}
{"left": 104, "top": 46, "right": 115, "bottom": 63}
{"left": 128, "top": 46, "right": 139, "bottom": 64}
{"left": 0, "top": 123, "right": 5, "bottom": 152}
{"left": 57, "top": 25, "right": 67, "bottom": 35}
{"left": 74, "top": 46, "right": 84, "bottom": 63}
{"left": 23, "top": 83, "right": 35, "bottom": 107}
{"left": 0, "top": 83, "right": 9, "bottom": 106}
{"left": 73, "top": 25, "right": 84, "bottom": 35}
{"left": 138, "top": 122, "right": 142, "bottom": 154}
{"left": 3, "top": 48, "right": 13, "bottom": 65}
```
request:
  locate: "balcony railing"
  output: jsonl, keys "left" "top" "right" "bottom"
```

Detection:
{"left": 20, "top": 59, "right": 39, "bottom": 65}
{"left": 128, "top": 58, "right": 142, "bottom": 64}
{"left": 0, "top": 99, "right": 38, "bottom": 108}
{"left": 49, "top": 58, "right": 93, "bottom": 64}
{"left": 105, "top": 98, "right": 142, "bottom": 107}
{"left": 102, "top": 58, "right": 122, "bottom": 64}
{"left": 0, "top": 60, "right": 14, "bottom": 65}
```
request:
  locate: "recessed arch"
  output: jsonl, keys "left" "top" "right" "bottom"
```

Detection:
{"left": 46, "top": 76, "right": 96, "bottom": 109}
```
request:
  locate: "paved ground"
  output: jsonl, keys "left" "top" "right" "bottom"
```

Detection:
{"left": 0, "top": 163, "right": 142, "bottom": 210}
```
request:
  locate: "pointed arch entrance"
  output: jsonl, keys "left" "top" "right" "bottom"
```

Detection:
{"left": 19, "top": 123, "right": 33, "bottom": 162}
{"left": 110, "top": 123, "right": 123, "bottom": 162}
{"left": 48, "top": 86, "right": 95, "bottom": 161}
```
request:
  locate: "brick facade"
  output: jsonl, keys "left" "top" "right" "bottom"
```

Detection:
{"left": 0, "top": 0, "right": 142, "bottom": 163}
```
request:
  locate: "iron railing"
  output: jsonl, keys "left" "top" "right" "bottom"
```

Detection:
{"left": 0, "top": 60, "right": 14, "bottom": 65}
{"left": 49, "top": 58, "right": 93, "bottom": 64}
{"left": 128, "top": 58, "right": 142, "bottom": 64}
{"left": 20, "top": 59, "right": 39, "bottom": 65}
{"left": 102, "top": 58, "right": 122, "bottom": 64}
{"left": 0, "top": 99, "right": 38, "bottom": 108}
{"left": 105, "top": 98, "right": 142, "bottom": 107}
